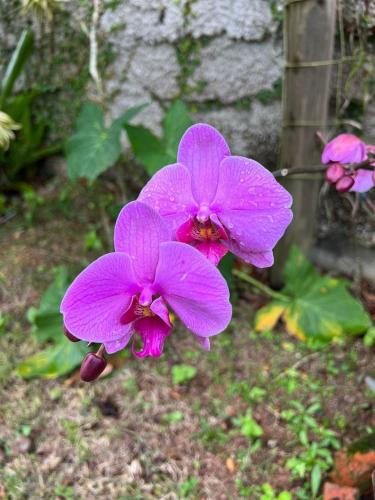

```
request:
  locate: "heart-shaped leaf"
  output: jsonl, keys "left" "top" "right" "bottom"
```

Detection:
{"left": 66, "top": 102, "right": 146, "bottom": 180}
{"left": 255, "top": 246, "right": 372, "bottom": 344}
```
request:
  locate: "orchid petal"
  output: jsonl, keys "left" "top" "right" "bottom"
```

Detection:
{"left": 176, "top": 218, "right": 195, "bottom": 243}
{"left": 225, "top": 240, "right": 274, "bottom": 268}
{"left": 150, "top": 296, "right": 172, "bottom": 328}
{"left": 138, "top": 163, "right": 197, "bottom": 232}
{"left": 195, "top": 240, "right": 228, "bottom": 266}
{"left": 114, "top": 201, "right": 170, "bottom": 284}
{"left": 212, "top": 156, "right": 292, "bottom": 253}
{"left": 104, "top": 330, "right": 133, "bottom": 354}
{"left": 322, "top": 134, "right": 367, "bottom": 164}
{"left": 154, "top": 241, "right": 232, "bottom": 337}
{"left": 60, "top": 253, "right": 139, "bottom": 343}
{"left": 350, "top": 169, "right": 375, "bottom": 193}
{"left": 195, "top": 335, "right": 210, "bottom": 351}
{"left": 177, "top": 124, "right": 230, "bottom": 205}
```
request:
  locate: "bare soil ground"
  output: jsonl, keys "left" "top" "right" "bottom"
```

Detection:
{"left": 0, "top": 185, "right": 374, "bottom": 499}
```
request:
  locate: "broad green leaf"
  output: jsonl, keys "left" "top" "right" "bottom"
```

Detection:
{"left": 38, "top": 267, "right": 69, "bottom": 313}
{"left": 27, "top": 267, "right": 69, "bottom": 342}
{"left": 66, "top": 103, "right": 145, "bottom": 180}
{"left": 124, "top": 124, "right": 174, "bottom": 175}
{"left": 16, "top": 340, "right": 88, "bottom": 379}
{"left": 65, "top": 103, "right": 120, "bottom": 180}
{"left": 0, "top": 30, "right": 33, "bottom": 106}
{"left": 255, "top": 246, "right": 372, "bottom": 343}
{"left": 255, "top": 302, "right": 285, "bottom": 332}
{"left": 111, "top": 103, "right": 149, "bottom": 132}
{"left": 162, "top": 100, "right": 193, "bottom": 157}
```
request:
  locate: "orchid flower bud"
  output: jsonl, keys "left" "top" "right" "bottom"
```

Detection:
{"left": 336, "top": 175, "right": 355, "bottom": 193}
{"left": 63, "top": 324, "right": 80, "bottom": 342}
{"left": 80, "top": 351, "right": 107, "bottom": 382}
{"left": 325, "top": 163, "right": 345, "bottom": 184}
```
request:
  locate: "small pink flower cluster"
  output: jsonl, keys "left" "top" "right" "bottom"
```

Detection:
{"left": 322, "top": 134, "right": 375, "bottom": 193}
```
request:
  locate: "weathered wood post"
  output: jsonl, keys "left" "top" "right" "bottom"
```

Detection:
{"left": 271, "top": 0, "right": 337, "bottom": 285}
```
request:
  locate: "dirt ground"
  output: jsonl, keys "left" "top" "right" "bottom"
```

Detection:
{"left": 0, "top": 183, "right": 374, "bottom": 499}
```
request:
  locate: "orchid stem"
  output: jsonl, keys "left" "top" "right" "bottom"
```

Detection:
{"left": 273, "top": 158, "right": 374, "bottom": 178}
{"left": 232, "top": 269, "right": 289, "bottom": 302}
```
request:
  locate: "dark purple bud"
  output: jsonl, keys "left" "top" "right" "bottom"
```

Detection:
{"left": 63, "top": 324, "right": 80, "bottom": 342}
{"left": 336, "top": 175, "right": 355, "bottom": 193}
{"left": 80, "top": 352, "right": 107, "bottom": 382}
{"left": 325, "top": 163, "right": 345, "bottom": 184}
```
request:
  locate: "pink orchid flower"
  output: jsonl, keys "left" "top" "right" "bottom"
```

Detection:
{"left": 349, "top": 143, "right": 375, "bottom": 193}
{"left": 138, "top": 124, "right": 293, "bottom": 267}
{"left": 60, "top": 201, "right": 232, "bottom": 358}
{"left": 322, "top": 133, "right": 367, "bottom": 165}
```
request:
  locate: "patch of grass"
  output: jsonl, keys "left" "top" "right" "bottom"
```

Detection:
{"left": 179, "top": 476, "right": 199, "bottom": 498}
{"left": 60, "top": 418, "right": 91, "bottom": 462}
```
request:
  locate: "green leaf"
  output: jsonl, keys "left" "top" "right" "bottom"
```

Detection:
{"left": 27, "top": 267, "right": 69, "bottom": 342}
{"left": 255, "top": 246, "right": 372, "bottom": 343}
{"left": 124, "top": 124, "right": 174, "bottom": 176}
{"left": 162, "top": 100, "right": 193, "bottom": 157}
{"left": 364, "top": 326, "right": 375, "bottom": 347}
{"left": 16, "top": 341, "right": 88, "bottom": 379}
{"left": 278, "top": 493, "right": 292, "bottom": 500}
{"left": 111, "top": 103, "right": 149, "bottom": 132}
{"left": 65, "top": 103, "right": 120, "bottom": 180}
{"left": 171, "top": 364, "right": 197, "bottom": 385}
{"left": 236, "top": 412, "right": 263, "bottom": 439}
{"left": 310, "top": 464, "right": 321, "bottom": 498}
{"left": 218, "top": 253, "right": 234, "bottom": 291}
{"left": 162, "top": 411, "right": 184, "bottom": 423}
{"left": 19, "top": 267, "right": 90, "bottom": 379}
{"left": 0, "top": 30, "right": 33, "bottom": 107}
{"left": 65, "top": 103, "right": 145, "bottom": 181}
{"left": 124, "top": 99, "right": 193, "bottom": 175}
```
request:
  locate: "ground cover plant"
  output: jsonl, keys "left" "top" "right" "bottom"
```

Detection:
{"left": 0, "top": 185, "right": 374, "bottom": 498}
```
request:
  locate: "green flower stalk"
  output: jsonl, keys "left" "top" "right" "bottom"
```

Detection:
{"left": 0, "top": 111, "right": 21, "bottom": 151}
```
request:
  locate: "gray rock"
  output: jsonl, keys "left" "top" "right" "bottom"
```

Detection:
{"left": 189, "top": 38, "right": 282, "bottom": 103}
{"left": 189, "top": 0, "right": 273, "bottom": 40}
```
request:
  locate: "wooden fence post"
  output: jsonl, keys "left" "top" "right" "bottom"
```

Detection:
{"left": 271, "top": 0, "right": 337, "bottom": 286}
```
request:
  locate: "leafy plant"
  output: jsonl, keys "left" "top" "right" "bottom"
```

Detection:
{"left": 281, "top": 399, "right": 340, "bottom": 492}
{"left": 255, "top": 246, "right": 372, "bottom": 344}
{"left": 65, "top": 102, "right": 147, "bottom": 180}
{"left": 124, "top": 100, "right": 193, "bottom": 176}
{"left": 0, "top": 30, "right": 61, "bottom": 192}
{"left": 171, "top": 364, "right": 197, "bottom": 385}
{"left": 161, "top": 411, "right": 184, "bottom": 424}
{"left": 260, "top": 483, "right": 292, "bottom": 500}
{"left": 17, "top": 267, "right": 88, "bottom": 379}
{"left": 179, "top": 477, "right": 198, "bottom": 498}
{"left": 233, "top": 411, "right": 263, "bottom": 440}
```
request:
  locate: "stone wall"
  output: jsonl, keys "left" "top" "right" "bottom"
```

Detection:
{"left": 101, "top": 0, "right": 283, "bottom": 165}
{"left": 1, "top": 0, "right": 374, "bottom": 166}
